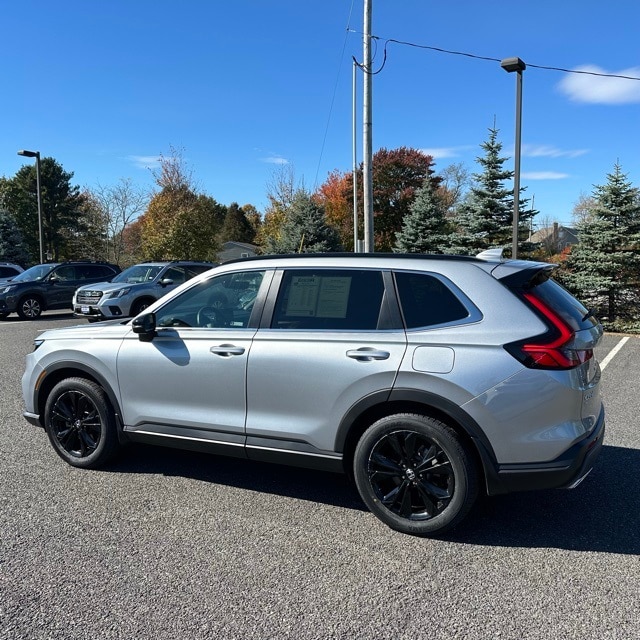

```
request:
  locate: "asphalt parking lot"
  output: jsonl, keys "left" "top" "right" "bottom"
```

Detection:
{"left": 1, "top": 312, "right": 639, "bottom": 640}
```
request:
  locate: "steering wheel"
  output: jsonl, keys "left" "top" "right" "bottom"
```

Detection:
{"left": 197, "top": 306, "right": 226, "bottom": 327}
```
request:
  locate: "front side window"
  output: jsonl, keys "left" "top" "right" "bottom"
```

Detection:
{"left": 394, "top": 271, "right": 470, "bottom": 329}
{"left": 271, "top": 269, "right": 384, "bottom": 330}
{"left": 155, "top": 270, "right": 265, "bottom": 329}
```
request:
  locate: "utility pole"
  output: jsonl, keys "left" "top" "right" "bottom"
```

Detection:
{"left": 362, "top": 0, "right": 374, "bottom": 252}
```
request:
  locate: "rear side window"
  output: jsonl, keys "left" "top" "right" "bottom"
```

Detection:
{"left": 394, "top": 272, "right": 469, "bottom": 329}
{"left": 272, "top": 269, "right": 384, "bottom": 330}
{"left": 530, "top": 278, "right": 597, "bottom": 332}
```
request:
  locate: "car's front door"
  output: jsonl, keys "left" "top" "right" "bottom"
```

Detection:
{"left": 245, "top": 268, "right": 407, "bottom": 460}
{"left": 116, "top": 269, "right": 268, "bottom": 448}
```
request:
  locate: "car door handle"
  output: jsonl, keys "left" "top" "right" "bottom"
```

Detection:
{"left": 346, "top": 348, "right": 390, "bottom": 362}
{"left": 210, "top": 344, "right": 245, "bottom": 357}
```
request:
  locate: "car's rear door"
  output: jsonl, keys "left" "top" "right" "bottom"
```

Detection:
{"left": 245, "top": 267, "right": 407, "bottom": 462}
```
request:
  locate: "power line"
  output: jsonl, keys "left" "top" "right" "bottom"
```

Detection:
{"left": 348, "top": 30, "right": 640, "bottom": 81}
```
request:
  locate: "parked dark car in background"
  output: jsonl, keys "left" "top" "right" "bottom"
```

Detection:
{"left": 0, "top": 262, "right": 24, "bottom": 283}
{"left": 0, "top": 261, "right": 120, "bottom": 320}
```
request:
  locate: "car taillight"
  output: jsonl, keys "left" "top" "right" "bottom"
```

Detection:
{"left": 505, "top": 292, "right": 593, "bottom": 370}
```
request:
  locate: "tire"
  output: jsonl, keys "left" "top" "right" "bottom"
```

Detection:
{"left": 44, "top": 377, "right": 119, "bottom": 469}
{"left": 130, "top": 298, "right": 154, "bottom": 317}
{"left": 353, "top": 413, "right": 478, "bottom": 536}
{"left": 17, "top": 295, "right": 43, "bottom": 320}
{"left": 0, "top": 313, "right": 8, "bottom": 320}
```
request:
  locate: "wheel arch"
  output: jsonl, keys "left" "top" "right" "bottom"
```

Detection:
{"left": 19, "top": 291, "right": 47, "bottom": 311}
{"left": 335, "top": 388, "right": 498, "bottom": 493}
{"left": 34, "top": 363, "right": 126, "bottom": 441}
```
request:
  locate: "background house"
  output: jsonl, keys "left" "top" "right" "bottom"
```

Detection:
{"left": 217, "top": 241, "right": 259, "bottom": 263}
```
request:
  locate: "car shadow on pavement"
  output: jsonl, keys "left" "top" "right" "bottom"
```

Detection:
{"left": 109, "top": 443, "right": 367, "bottom": 512}
{"left": 449, "top": 444, "right": 640, "bottom": 554}
{"left": 108, "top": 443, "right": 639, "bottom": 553}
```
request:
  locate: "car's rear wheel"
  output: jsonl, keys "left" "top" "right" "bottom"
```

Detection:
{"left": 44, "top": 377, "right": 119, "bottom": 469}
{"left": 17, "top": 295, "right": 43, "bottom": 320}
{"left": 354, "top": 413, "right": 478, "bottom": 536}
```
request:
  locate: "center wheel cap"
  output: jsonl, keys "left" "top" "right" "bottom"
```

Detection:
{"left": 406, "top": 468, "right": 416, "bottom": 481}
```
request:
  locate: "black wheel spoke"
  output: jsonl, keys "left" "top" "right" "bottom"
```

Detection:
{"left": 367, "top": 428, "right": 456, "bottom": 522}
{"left": 370, "top": 452, "right": 403, "bottom": 475}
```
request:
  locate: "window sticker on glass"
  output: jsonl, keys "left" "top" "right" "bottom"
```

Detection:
{"left": 317, "top": 277, "right": 351, "bottom": 318}
{"left": 285, "top": 276, "right": 352, "bottom": 318}
{"left": 286, "top": 276, "right": 321, "bottom": 316}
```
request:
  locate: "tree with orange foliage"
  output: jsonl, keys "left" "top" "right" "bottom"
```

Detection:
{"left": 316, "top": 147, "right": 439, "bottom": 252}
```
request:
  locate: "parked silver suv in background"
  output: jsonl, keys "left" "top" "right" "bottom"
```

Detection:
{"left": 23, "top": 252, "right": 605, "bottom": 536}
{"left": 73, "top": 260, "right": 215, "bottom": 321}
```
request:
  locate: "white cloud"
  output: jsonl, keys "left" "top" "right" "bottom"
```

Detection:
{"left": 522, "top": 171, "right": 569, "bottom": 180}
{"left": 558, "top": 65, "right": 640, "bottom": 104}
{"left": 522, "top": 144, "right": 588, "bottom": 159}
{"left": 261, "top": 155, "right": 289, "bottom": 165}
{"left": 127, "top": 155, "right": 161, "bottom": 169}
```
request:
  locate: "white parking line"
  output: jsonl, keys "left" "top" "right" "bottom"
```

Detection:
{"left": 600, "top": 336, "right": 629, "bottom": 371}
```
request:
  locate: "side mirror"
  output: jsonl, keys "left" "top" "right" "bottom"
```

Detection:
{"left": 132, "top": 312, "right": 157, "bottom": 342}
{"left": 159, "top": 278, "right": 174, "bottom": 287}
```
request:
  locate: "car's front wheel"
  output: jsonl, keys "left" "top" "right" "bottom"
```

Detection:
{"left": 354, "top": 413, "right": 478, "bottom": 536}
{"left": 17, "top": 295, "right": 43, "bottom": 320}
{"left": 44, "top": 377, "right": 119, "bottom": 469}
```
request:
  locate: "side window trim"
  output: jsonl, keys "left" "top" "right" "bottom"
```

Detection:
{"left": 264, "top": 267, "right": 390, "bottom": 332}
{"left": 392, "top": 269, "right": 483, "bottom": 331}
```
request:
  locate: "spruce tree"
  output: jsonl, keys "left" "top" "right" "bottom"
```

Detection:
{"left": 267, "top": 189, "right": 342, "bottom": 254}
{"left": 394, "top": 178, "right": 451, "bottom": 253}
{"left": 562, "top": 163, "right": 640, "bottom": 326}
{"left": 0, "top": 209, "right": 31, "bottom": 266}
{"left": 448, "top": 126, "right": 536, "bottom": 255}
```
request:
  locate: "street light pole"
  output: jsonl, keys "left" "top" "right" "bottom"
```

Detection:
{"left": 500, "top": 57, "right": 526, "bottom": 259}
{"left": 17, "top": 149, "right": 44, "bottom": 264}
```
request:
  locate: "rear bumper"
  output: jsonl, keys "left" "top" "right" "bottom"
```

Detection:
{"left": 484, "top": 407, "right": 605, "bottom": 495}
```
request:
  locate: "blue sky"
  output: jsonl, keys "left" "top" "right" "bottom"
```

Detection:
{"left": 2, "top": 1, "right": 639, "bottom": 229}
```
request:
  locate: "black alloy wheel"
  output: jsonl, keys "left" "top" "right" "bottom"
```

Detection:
{"left": 17, "top": 296, "right": 42, "bottom": 320}
{"left": 354, "top": 413, "right": 478, "bottom": 536}
{"left": 44, "top": 377, "right": 118, "bottom": 468}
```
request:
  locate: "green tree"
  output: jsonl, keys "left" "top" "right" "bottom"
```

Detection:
{"left": 0, "top": 209, "right": 31, "bottom": 266}
{"left": 2, "top": 158, "right": 86, "bottom": 261}
{"left": 219, "top": 203, "right": 256, "bottom": 244}
{"left": 394, "top": 178, "right": 452, "bottom": 253}
{"left": 562, "top": 163, "right": 640, "bottom": 325}
{"left": 265, "top": 189, "right": 341, "bottom": 254}
{"left": 139, "top": 148, "right": 226, "bottom": 261}
{"left": 449, "top": 127, "right": 536, "bottom": 255}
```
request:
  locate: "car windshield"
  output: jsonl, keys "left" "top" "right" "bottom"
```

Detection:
{"left": 9, "top": 264, "right": 56, "bottom": 283}
{"left": 112, "top": 265, "right": 164, "bottom": 284}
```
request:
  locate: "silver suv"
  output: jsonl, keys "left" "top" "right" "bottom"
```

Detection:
{"left": 73, "top": 260, "right": 215, "bottom": 321}
{"left": 22, "top": 252, "right": 605, "bottom": 536}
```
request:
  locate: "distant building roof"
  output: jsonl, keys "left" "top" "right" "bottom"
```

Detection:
{"left": 530, "top": 224, "right": 579, "bottom": 247}
{"left": 218, "top": 241, "right": 259, "bottom": 263}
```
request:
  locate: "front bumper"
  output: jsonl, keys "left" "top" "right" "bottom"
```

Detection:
{"left": 483, "top": 406, "right": 606, "bottom": 495}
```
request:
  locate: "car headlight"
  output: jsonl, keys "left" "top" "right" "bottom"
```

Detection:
{"left": 1, "top": 284, "right": 17, "bottom": 294}
{"left": 33, "top": 339, "right": 45, "bottom": 351}
{"left": 107, "top": 287, "right": 131, "bottom": 299}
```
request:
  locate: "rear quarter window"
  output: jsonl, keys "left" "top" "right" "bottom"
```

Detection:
{"left": 394, "top": 271, "right": 470, "bottom": 329}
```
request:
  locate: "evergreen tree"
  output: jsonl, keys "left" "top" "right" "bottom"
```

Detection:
{"left": 562, "top": 163, "right": 640, "bottom": 325}
{"left": 0, "top": 209, "right": 31, "bottom": 266}
{"left": 2, "top": 158, "right": 86, "bottom": 262}
{"left": 266, "top": 189, "right": 342, "bottom": 254}
{"left": 394, "top": 178, "right": 452, "bottom": 253}
{"left": 448, "top": 127, "right": 536, "bottom": 255}
{"left": 219, "top": 203, "right": 256, "bottom": 244}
